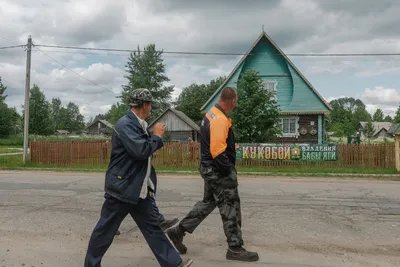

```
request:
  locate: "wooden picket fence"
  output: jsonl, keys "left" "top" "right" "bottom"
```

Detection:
{"left": 29, "top": 141, "right": 396, "bottom": 169}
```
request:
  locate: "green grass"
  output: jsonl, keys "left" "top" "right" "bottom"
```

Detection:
{"left": 0, "top": 135, "right": 110, "bottom": 147}
{"left": 0, "top": 137, "right": 24, "bottom": 146}
{"left": 0, "top": 147, "right": 22, "bottom": 154}
{"left": 1, "top": 153, "right": 399, "bottom": 178}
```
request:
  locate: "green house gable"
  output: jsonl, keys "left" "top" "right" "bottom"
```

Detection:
{"left": 200, "top": 31, "right": 332, "bottom": 114}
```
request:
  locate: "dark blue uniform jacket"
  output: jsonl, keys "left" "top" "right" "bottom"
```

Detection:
{"left": 104, "top": 110, "right": 163, "bottom": 204}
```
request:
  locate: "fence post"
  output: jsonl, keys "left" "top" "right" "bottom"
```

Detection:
{"left": 395, "top": 132, "right": 400, "bottom": 171}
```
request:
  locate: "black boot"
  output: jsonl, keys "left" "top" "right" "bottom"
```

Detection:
{"left": 226, "top": 246, "right": 259, "bottom": 261}
{"left": 177, "top": 259, "right": 193, "bottom": 267}
{"left": 160, "top": 217, "right": 179, "bottom": 231}
{"left": 166, "top": 225, "right": 187, "bottom": 254}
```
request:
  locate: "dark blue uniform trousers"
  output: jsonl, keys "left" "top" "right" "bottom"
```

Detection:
{"left": 150, "top": 195, "right": 165, "bottom": 222}
{"left": 84, "top": 193, "right": 182, "bottom": 267}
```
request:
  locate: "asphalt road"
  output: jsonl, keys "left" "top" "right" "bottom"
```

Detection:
{"left": 0, "top": 171, "right": 400, "bottom": 267}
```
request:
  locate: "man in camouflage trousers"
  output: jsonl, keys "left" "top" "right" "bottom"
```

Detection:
{"left": 167, "top": 87, "right": 259, "bottom": 262}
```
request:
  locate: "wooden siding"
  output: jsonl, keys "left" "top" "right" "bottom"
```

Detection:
{"left": 241, "top": 37, "right": 294, "bottom": 108}
{"left": 148, "top": 110, "right": 194, "bottom": 132}
{"left": 286, "top": 64, "right": 328, "bottom": 112}
{"left": 201, "top": 34, "right": 330, "bottom": 114}
{"left": 202, "top": 62, "right": 245, "bottom": 111}
{"left": 169, "top": 131, "right": 200, "bottom": 142}
{"left": 277, "top": 115, "right": 321, "bottom": 144}
{"left": 87, "top": 122, "right": 110, "bottom": 135}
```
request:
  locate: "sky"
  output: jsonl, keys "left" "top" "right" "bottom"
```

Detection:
{"left": 1, "top": 0, "right": 400, "bottom": 122}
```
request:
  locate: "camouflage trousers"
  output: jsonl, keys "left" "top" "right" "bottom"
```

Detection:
{"left": 179, "top": 165, "right": 243, "bottom": 247}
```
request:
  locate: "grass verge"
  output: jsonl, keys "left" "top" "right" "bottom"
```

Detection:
{"left": 0, "top": 147, "right": 23, "bottom": 154}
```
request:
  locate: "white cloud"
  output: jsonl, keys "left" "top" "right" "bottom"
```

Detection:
{"left": 0, "top": 60, "right": 124, "bottom": 121}
{"left": 2, "top": 0, "right": 400, "bottom": 122}
{"left": 326, "top": 86, "right": 400, "bottom": 117}
{"left": 362, "top": 86, "right": 400, "bottom": 106}
{"left": 325, "top": 95, "right": 347, "bottom": 103}
{"left": 365, "top": 104, "right": 397, "bottom": 117}
{"left": 362, "top": 86, "right": 400, "bottom": 117}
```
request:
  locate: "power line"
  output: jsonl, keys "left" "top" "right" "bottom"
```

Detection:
{"left": 33, "top": 43, "right": 400, "bottom": 57}
{"left": 34, "top": 44, "right": 247, "bottom": 56}
{"left": 31, "top": 49, "right": 400, "bottom": 62}
{"left": 0, "top": 44, "right": 25, "bottom": 50}
{"left": 34, "top": 46, "right": 117, "bottom": 95}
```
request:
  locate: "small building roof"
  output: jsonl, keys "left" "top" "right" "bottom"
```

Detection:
{"left": 86, "top": 119, "right": 114, "bottom": 129}
{"left": 388, "top": 123, "right": 400, "bottom": 135}
{"left": 55, "top": 130, "right": 70, "bottom": 134}
{"left": 359, "top": 121, "right": 393, "bottom": 135}
{"left": 148, "top": 108, "right": 200, "bottom": 132}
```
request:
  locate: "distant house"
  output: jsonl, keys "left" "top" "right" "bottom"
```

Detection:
{"left": 148, "top": 108, "right": 200, "bottom": 142}
{"left": 200, "top": 30, "right": 332, "bottom": 144}
{"left": 358, "top": 122, "right": 399, "bottom": 139}
{"left": 86, "top": 119, "right": 114, "bottom": 135}
{"left": 55, "top": 130, "right": 70, "bottom": 135}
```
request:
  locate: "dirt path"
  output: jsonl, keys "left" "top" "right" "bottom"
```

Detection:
{"left": 0, "top": 171, "right": 399, "bottom": 266}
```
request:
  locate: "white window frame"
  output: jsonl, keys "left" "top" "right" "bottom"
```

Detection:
{"left": 278, "top": 116, "right": 299, "bottom": 137}
{"left": 262, "top": 80, "right": 278, "bottom": 101}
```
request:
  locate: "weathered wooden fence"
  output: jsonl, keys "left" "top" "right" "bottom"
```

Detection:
{"left": 29, "top": 141, "right": 396, "bottom": 169}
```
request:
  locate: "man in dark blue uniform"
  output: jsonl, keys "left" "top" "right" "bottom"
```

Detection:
{"left": 84, "top": 88, "right": 193, "bottom": 267}
{"left": 115, "top": 197, "right": 179, "bottom": 235}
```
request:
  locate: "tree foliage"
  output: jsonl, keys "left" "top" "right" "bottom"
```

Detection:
{"left": 24, "top": 85, "right": 54, "bottom": 135}
{"left": 49, "top": 98, "right": 85, "bottom": 133}
{"left": 230, "top": 70, "right": 281, "bottom": 142}
{"left": 383, "top": 115, "right": 393, "bottom": 122}
{"left": 120, "top": 44, "right": 173, "bottom": 122}
{"left": 0, "top": 77, "right": 21, "bottom": 137}
{"left": 364, "top": 120, "right": 375, "bottom": 141}
{"left": 328, "top": 97, "right": 371, "bottom": 136}
{"left": 0, "top": 76, "right": 7, "bottom": 102}
{"left": 394, "top": 105, "right": 400, "bottom": 123}
{"left": 175, "top": 76, "right": 225, "bottom": 125}
{"left": 372, "top": 108, "right": 384, "bottom": 122}
{"left": 0, "top": 102, "right": 14, "bottom": 137}
{"left": 107, "top": 102, "right": 129, "bottom": 124}
{"left": 64, "top": 102, "right": 85, "bottom": 132}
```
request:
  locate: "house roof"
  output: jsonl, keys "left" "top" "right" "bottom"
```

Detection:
{"left": 148, "top": 108, "right": 200, "bottom": 132}
{"left": 200, "top": 31, "right": 332, "bottom": 113}
{"left": 86, "top": 119, "right": 114, "bottom": 129}
{"left": 388, "top": 123, "right": 400, "bottom": 135}
{"left": 359, "top": 121, "right": 394, "bottom": 135}
{"left": 55, "top": 130, "right": 69, "bottom": 134}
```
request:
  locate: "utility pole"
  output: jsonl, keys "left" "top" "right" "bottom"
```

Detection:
{"left": 23, "top": 36, "right": 32, "bottom": 164}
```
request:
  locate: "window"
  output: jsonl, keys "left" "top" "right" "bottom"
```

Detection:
{"left": 262, "top": 80, "right": 277, "bottom": 101}
{"left": 279, "top": 116, "right": 299, "bottom": 136}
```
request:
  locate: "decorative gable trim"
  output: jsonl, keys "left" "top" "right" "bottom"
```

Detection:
{"left": 200, "top": 31, "right": 332, "bottom": 112}
{"left": 200, "top": 33, "right": 264, "bottom": 112}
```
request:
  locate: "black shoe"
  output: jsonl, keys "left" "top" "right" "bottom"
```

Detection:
{"left": 115, "top": 229, "right": 121, "bottom": 235}
{"left": 226, "top": 246, "right": 259, "bottom": 261}
{"left": 160, "top": 218, "right": 179, "bottom": 231}
{"left": 166, "top": 226, "right": 187, "bottom": 254}
{"left": 177, "top": 259, "right": 193, "bottom": 267}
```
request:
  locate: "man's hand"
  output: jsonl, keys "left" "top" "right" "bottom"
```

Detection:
{"left": 153, "top": 122, "right": 167, "bottom": 138}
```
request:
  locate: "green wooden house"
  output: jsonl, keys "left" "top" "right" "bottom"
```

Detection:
{"left": 200, "top": 31, "right": 332, "bottom": 144}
